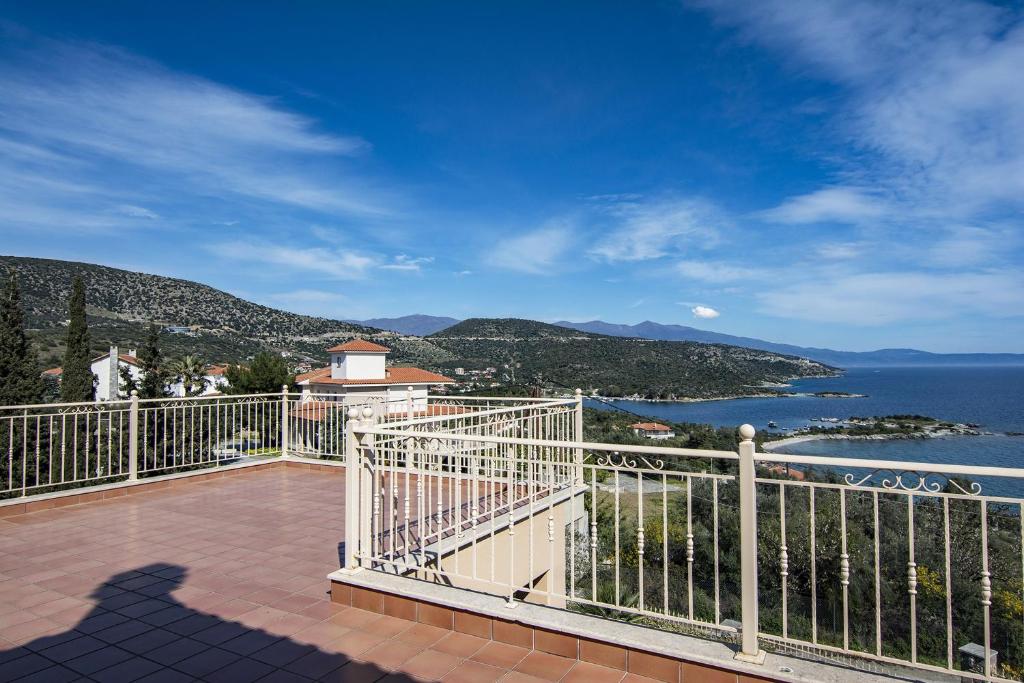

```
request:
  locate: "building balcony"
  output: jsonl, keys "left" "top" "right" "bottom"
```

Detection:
{"left": 1, "top": 392, "right": 1021, "bottom": 682}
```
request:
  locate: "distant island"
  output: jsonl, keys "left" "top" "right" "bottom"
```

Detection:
{"left": 762, "top": 415, "right": 984, "bottom": 451}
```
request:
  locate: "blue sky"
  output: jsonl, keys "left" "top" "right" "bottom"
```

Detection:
{"left": 1, "top": 1, "right": 1023, "bottom": 353}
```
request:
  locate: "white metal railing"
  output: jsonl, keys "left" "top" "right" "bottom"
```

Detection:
{"left": 283, "top": 391, "right": 570, "bottom": 460}
{"left": 6, "top": 387, "right": 1024, "bottom": 680}
{"left": 0, "top": 390, "right": 567, "bottom": 499}
{"left": 345, "top": 403, "right": 1024, "bottom": 682}
{"left": 0, "top": 391, "right": 293, "bottom": 498}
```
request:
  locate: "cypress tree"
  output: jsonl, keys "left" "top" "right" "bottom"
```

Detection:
{"left": 137, "top": 324, "right": 168, "bottom": 399}
{"left": 60, "top": 277, "right": 95, "bottom": 402}
{"left": 0, "top": 270, "right": 44, "bottom": 405}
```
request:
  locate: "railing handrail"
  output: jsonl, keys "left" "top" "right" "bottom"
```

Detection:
{"left": 360, "top": 423, "right": 740, "bottom": 460}
{"left": 756, "top": 451, "right": 1024, "bottom": 479}
{"left": 373, "top": 397, "right": 577, "bottom": 430}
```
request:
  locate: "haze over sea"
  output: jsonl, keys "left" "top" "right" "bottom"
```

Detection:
{"left": 596, "top": 366, "right": 1024, "bottom": 497}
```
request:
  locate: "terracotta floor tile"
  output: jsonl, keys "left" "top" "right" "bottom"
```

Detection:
{"left": 359, "top": 639, "right": 425, "bottom": 671}
{"left": 513, "top": 651, "right": 577, "bottom": 681}
{"left": 563, "top": 661, "right": 627, "bottom": 683}
{"left": 400, "top": 648, "right": 462, "bottom": 681}
{"left": 443, "top": 659, "right": 506, "bottom": 683}
{"left": 472, "top": 641, "right": 530, "bottom": 669}
{"left": 433, "top": 631, "right": 488, "bottom": 658}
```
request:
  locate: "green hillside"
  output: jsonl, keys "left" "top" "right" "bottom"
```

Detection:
{"left": 430, "top": 318, "right": 837, "bottom": 399}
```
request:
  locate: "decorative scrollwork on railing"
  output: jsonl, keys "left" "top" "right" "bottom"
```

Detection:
{"left": 594, "top": 451, "right": 665, "bottom": 471}
{"left": 843, "top": 470, "right": 982, "bottom": 496}
{"left": 232, "top": 396, "right": 272, "bottom": 405}
{"left": 57, "top": 404, "right": 100, "bottom": 415}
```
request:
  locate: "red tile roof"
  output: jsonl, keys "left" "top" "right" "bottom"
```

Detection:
{"left": 326, "top": 339, "right": 391, "bottom": 353}
{"left": 295, "top": 367, "right": 331, "bottom": 383}
{"left": 296, "top": 366, "right": 453, "bottom": 386}
{"left": 42, "top": 367, "right": 62, "bottom": 377}
{"left": 206, "top": 365, "right": 230, "bottom": 376}
{"left": 630, "top": 422, "right": 672, "bottom": 432}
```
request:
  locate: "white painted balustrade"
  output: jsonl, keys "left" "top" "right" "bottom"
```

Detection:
{"left": 5, "top": 390, "right": 1024, "bottom": 680}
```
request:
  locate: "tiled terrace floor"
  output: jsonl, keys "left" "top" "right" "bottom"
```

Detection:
{"left": 0, "top": 467, "right": 660, "bottom": 682}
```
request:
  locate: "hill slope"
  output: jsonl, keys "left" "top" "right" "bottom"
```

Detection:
{"left": 348, "top": 315, "right": 460, "bottom": 336}
{"left": 555, "top": 320, "right": 1024, "bottom": 367}
{"left": 0, "top": 256, "right": 452, "bottom": 367}
{"left": 429, "top": 318, "right": 836, "bottom": 399}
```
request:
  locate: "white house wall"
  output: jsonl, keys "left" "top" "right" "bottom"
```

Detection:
{"left": 91, "top": 358, "right": 142, "bottom": 401}
{"left": 329, "top": 351, "right": 386, "bottom": 380}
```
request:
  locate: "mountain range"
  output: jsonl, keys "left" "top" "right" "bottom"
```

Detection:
{"left": 1, "top": 256, "right": 834, "bottom": 399}
{"left": 351, "top": 313, "right": 1024, "bottom": 367}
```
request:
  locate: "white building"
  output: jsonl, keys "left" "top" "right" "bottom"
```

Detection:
{"left": 92, "top": 345, "right": 142, "bottom": 401}
{"left": 630, "top": 422, "right": 675, "bottom": 440}
{"left": 167, "top": 364, "right": 230, "bottom": 397}
{"left": 295, "top": 339, "right": 453, "bottom": 415}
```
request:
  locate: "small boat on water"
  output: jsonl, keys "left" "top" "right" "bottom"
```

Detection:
{"left": 767, "top": 421, "right": 778, "bottom": 428}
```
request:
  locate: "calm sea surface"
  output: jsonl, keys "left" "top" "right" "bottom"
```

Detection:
{"left": 592, "top": 366, "right": 1024, "bottom": 495}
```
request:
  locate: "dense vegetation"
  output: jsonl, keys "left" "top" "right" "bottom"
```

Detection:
{"left": 572, "top": 407, "right": 1023, "bottom": 678}
{"left": 431, "top": 318, "right": 836, "bottom": 399}
{"left": 0, "top": 255, "right": 452, "bottom": 368}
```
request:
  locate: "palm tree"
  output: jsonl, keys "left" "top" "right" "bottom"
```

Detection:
{"left": 168, "top": 355, "right": 208, "bottom": 397}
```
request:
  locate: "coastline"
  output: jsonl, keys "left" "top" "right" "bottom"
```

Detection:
{"left": 592, "top": 372, "right": 846, "bottom": 404}
{"left": 762, "top": 430, "right": 983, "bottom": 451}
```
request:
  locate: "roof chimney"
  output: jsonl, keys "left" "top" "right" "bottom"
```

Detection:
{"left": 109, "top": 344, "right": 119, "bottom": 400}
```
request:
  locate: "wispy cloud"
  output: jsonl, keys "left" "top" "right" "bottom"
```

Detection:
{"left": 759, "top": 187, "right": 888, "bottom": 225}
{"left": 694, "top": 0, "right": 1024, "bottom": 220}
{"left": 488, "top": 224, "right": 574, "bottom": 274}
{"left": 379, "top": 254, "right": 434, "bottom": 272}
{"left": 589, "top": 197, "right": 722, "bottom": 262}
{"left": 115, "top": 205, "right": 159, "bottom": 219}
{"left": 758, "top": 269, "right": 1024, "bottom": 325}
{"left": 210, "top": 242, "right": 376, "bottom": 280}
{"left": 0, "top": 30, "right": 396, "bottom": 237}
{"left": 676, "top": 259, "right": 769, "bottom": 283}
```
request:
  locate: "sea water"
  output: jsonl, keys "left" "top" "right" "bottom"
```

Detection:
{"left": 592, "top": 366, "right": 1024, "bottom": 497}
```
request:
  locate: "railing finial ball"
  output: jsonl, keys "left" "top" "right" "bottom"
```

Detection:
{"left": 574, "top": 388, "right": 582, "bottom": 397}
{"left": 346, "top": 407, "right": 361, "bottom": 420}
{"left": 739, "top": 424, "right": 756, "bottom": 441}
{"left": 361, "top": 406, "right": 375, "bottom": 419}
{"left": 130, "top": 390, "right": 138, "bottom": 398}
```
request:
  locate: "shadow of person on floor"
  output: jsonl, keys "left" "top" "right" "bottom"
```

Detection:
{"left": 0, "top": 563, "right": 413, "bottom": 683}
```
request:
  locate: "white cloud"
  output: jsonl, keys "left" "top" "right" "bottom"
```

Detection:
{"left": 758, "top": 269, "right": 1024, "bottom": 325}
{"left": 589, "top": 198, "right": 722, "bottom": 262}
{"left": 115, "top": 204, "right": 158, "bottom": 219}
{"left": 816, "top": 242, "right": 864, "bottom": 260}
{"left": 210, "top": 242, "right": 375, "bottom": 280}
{"left": 488, "top": 224, "right": 574, "bottom": 274}
{"left": 676, "top": 260, "right": 768, "bottom": 283}
{"left": 760, "top": 187, "right": 888, "bottom": 225}
{"left": 0, "top": 31, "right": 395, "bottom": 235}
{"left": 379, "top": 254, "right": 434, "bottom": 272}
{"left": 693, "top": 0, "right": 1024, "bottom": 219}
{"left": 692, "top": 305, "right": 721, "bottom": 319}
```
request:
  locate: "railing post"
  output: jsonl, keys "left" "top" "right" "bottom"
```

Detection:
{"left": 344, "top": 407, "right": 362, "bottom": 570}
{"left": 280, "top": 385, "right": 289, "bottom": 459}
{"left": 736, "top": 424, "right": 765, "bottom": 663}
{"left": 407, "top": 385, "right": 414, "bottom": 422}
{"left": 573, "top": 388, "right": 584, "bottom": 485}
{"left": 357, "top": 406, "right": 375, "bottom": 569}
{"left": 128, "top": 391, "right": 139, "bottom": 482}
